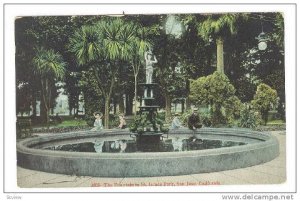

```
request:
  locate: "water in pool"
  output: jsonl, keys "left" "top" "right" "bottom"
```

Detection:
{"left": 43, "top": 137, "right": 246, "bottom": 153}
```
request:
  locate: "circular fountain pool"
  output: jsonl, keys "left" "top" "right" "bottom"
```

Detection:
{"left": 17, "top": 128, "right": 279, "bottom": 177}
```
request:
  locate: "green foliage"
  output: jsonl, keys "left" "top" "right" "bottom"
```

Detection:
{"left": 16, "top": 83, "right": 32, "bottom": 116}
{"left": 33, "top": 48, "right": 66, "bottom": 79}
{"left": 189, "top": 71, "right": 242, "bottom": 125}
{"left": 68, "top": 25, "right": 101, "bottom": 65}
{"left": 267, "top": 119, "right": 285, "bottom": 125}
{"left": 272, "top": 13, "right": 284, "bottom": 48}
{"left": 129, "top": 113, "right": 169, "bottom": 134}
{"left": 180, "top": 109, "right": 212, "bottom": 127}
{"left": 69, "top": 18, "right": 142, "bottom": 128}
{"left": 264, "top": 69, "right": 285, "bottom": 120}
{"left": 179, "top": 109, "right": 192, "bottom": 126}
{"left": 198, "top": 14, "right": 241, "bottom": 40}
{"left": 223, "top": 95, "right": 243, "bottom": 122}
{"left": 69, "top": 19, "right": 142, "bottom": 64}
{"left": 15, "top": 14, "right": 285, "bottom": 129}
{"left": 79, "top": 70, "right": 104, "bottom": 125}
{"left": 251, "top": 83, "right": 278, "bottom": 125}
{"left": 32, "top": 48, "right": 66, "bottom": 125}
{"left": 238, "top": 106, "right": 261, "bottom": 128}
{"left": 56, "top": 119, "right": 87, "bottom": 127}
{"left": 15, "top": 16, "right": 83, "bottom": 121}
{"left": 109, "top": 114, "right": 120, "bottom": 128}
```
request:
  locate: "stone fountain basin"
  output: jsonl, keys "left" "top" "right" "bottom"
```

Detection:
{"left": 17, "top": 128, "right": 279, "bottom": 177}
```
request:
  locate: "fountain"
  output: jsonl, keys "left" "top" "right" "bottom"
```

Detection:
{"left": 129, "top": 50, "right": 168, "bottom": 152}
{"left": 16, "top": 50, "right": 279, "bottom": 178}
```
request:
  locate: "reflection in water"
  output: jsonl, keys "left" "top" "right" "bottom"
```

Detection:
{"left": 43, "top": 137, "right": 246, "bottom": 153}
{"left": 173, "top": 137, "right": 183, "bottom": 151}
{"left": 120, "top": 140, "right": 127, "bottom": 153}
{"left": 94, "top": 140, "right": 103, "bottom": 153}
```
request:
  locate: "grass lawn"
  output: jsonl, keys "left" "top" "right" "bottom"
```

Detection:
{"left": 267, "top": 119, "right": 285, "bottom": 125}
{"left": 56, "top": 119, "right": 88, "bottom": 127}
{"left": 32, "top": 119, "right": 88, "bottom": 129}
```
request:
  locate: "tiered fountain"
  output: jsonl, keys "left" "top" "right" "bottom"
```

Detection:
{"left": 130, "top": 50, "right": 168, "bottom": 151}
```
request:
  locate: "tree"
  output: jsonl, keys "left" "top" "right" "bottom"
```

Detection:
{"left": 15, "top": 17, "right": 41, "bottom": 118}
{"left": 16, "top": 83, "right": 32, "bottom": 116}
{"left": 79, "top": 69, "right": 105, "bottom": 125}
{"left": 198, "top": 14, "right": 243, "bottom": 73}
{"left": 127, "top": 25, "right": 152, "bottom": 117}
{"left": 226, "top": 13, "right": 284, "bottom": 105}
{"left": 65, "top": 72, "right": 81, "bottom": 115}
{"left": 189, "top": 71, "right": 241, "bottom": 125}
{"left": 32, "top": 48, "right": 66, "bottom": 127}
{"left": 179, "top": 14, "right": 216, "bottom": 109}
{"left": 69, "top": 18, "right": 138, "bottom": 128}
{"left": 251, "top": 83, "right": 278, "bottom": 125}
{"left": 15, "top": 16, "right": 77, "bottom": 121}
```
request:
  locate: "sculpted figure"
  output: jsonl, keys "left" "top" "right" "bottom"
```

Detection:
{"left": 145, "top": 50, "right": 157, "bottom": 84}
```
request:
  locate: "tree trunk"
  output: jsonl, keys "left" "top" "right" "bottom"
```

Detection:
{"left": 93, "top": 65, "right": 117, "bottom": 129}
{"left": 181, "top": 99, "right": 185, "bottom": 114}
{"left": 125, "top": 93, "right": 133, "bottom": 115}
{"left": 134, "top": 75, "right": 138, "bottom": 117}
{"left": 216, "top": 37, "right": 224, "bottom": 74}
{"left": 104, "top": 98, "right": 110, "bottom": 129}
{"left": 113, "top": 98, "right": 117, "bottom": 114}
{"left": 40, "top": 79, "right": 49, "bottom": 126}
{"left": 185, "top": 79, "right": 191, "bottom": 111}
{"left": 45, "top": 79, "right": 50, "bottom": 129}
{"left": 278, "top": 101, "right": 285, "bottom": 121}
{"left": 45, "top": 107, "right": 49, "bottom": 129}
{"left": 32, "top": 90, "right": 37, "bottom": 117}
{"left": 119, "top": 95, "right": 125, "bottom": 114}
{"left": 262, "top": 110, "right": 269, "bottom": 126}
{"left": 40, "top": 96, "right": 47, "bottom": 123}
{"left": 165, "top": 93, "right": 172, "bottom": 122}
{"left": 40, "top": 94, "right": 49, "bottom": 128}
{"left": 103, "top": 69, "right": 117, "bottom": 128}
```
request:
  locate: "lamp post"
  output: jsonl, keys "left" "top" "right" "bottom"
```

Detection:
{"left": 256, "top": 15, "right": 269, "bottom": 51}
{"left": 256, "top": 31, "right": 269, "bottom": 51}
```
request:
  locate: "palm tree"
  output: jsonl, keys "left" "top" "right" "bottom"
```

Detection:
{"left": 32, "top": 48, "right": 66, "bottom": 127}
{"left": 69, "top": 18, "right": 138, "bottom": 128}
{"left": 68, "top": 25, "right": 101, "bottom": 65}
{"left": 198, "top": 14, "right": 241, "bottom": 73}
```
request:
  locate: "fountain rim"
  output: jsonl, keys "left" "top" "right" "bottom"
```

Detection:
{"left": 17, "top": 128, "right": 278, "bottom": 159}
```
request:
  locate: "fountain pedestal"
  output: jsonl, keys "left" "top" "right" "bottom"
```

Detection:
{"left": 132, "top": 83, "right": 165, "bottom": 151}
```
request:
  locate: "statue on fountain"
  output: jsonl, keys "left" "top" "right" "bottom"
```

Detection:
{"left": 145, "top": 49, "right": 157, "bottom": 84}
{"left": 144, "top": 50, "right": 157, "bottom": 98}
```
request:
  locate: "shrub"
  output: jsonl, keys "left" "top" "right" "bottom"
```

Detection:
{"left": 109, "top": 113, "right": 120, "bottom": 128}
{"left": 179, "top": 109, "right": 212, "bottom": 127}
{"left": 189, "top": 71, "right": 242, "bottom": 126}
{"left": 129, "top": 113, "right": 169, "bottom": 134}
{"left": 179, "top": 109, "right": 192, "bottom": 126}
{"left": 201, "top": 114, "right": 212, "bottom": 127}
{"left": 85, "top": 115, "right": 95, "bottom": 127}
{"left": 238, "top": 106, "right": 261, "bottom": 128}
{"left": 251, "top": 83, "right": 278, "bottom": 125}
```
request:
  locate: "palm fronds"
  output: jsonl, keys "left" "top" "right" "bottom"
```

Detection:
{"left": 33, "top": 47, "right": 66, "bottom": 80}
